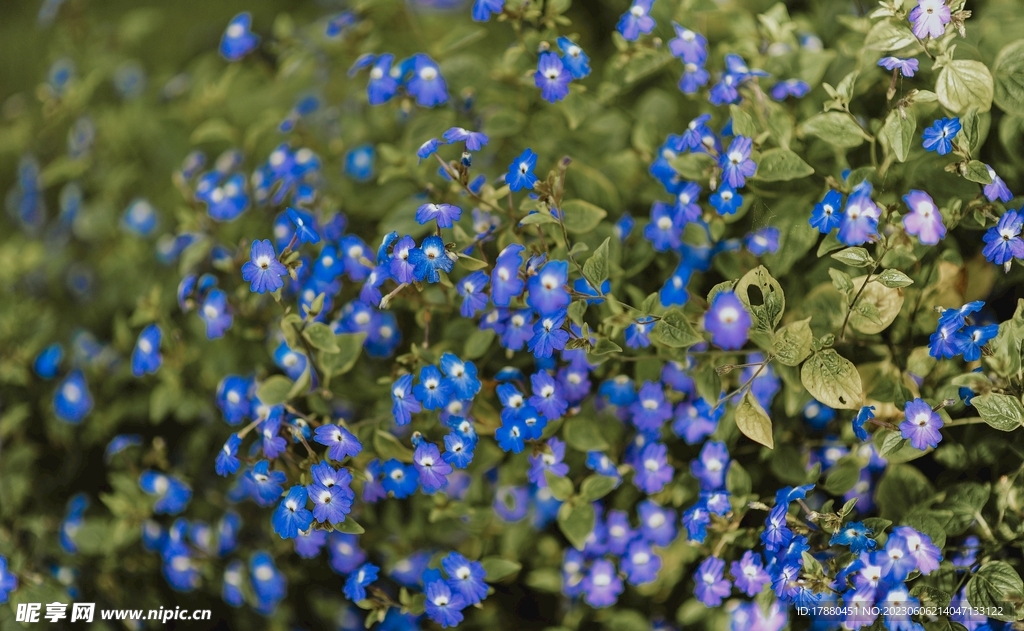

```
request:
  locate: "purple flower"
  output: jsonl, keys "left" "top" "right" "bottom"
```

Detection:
{"left": 630, "top": 381, "right": 672, "bottom": 432}
{"left": 837, "top": 181, "right": 880, "bottom": 246}
{"left": 528, "top": 438, "right": 569, "bottom": 485}
{"left": 616, "top": 0, "right": 656, "bottom": 41}
{"left": 690, "top": 441, "right": 729, "bottom": 491}
{"left": 530, "top": 371, "right": 568, "bottom": 420}
{"left": 241, "top": 239, "right": 288, "bottom": 294}
{"left": 878, "top": 56, "right": 920, "bottom": 77}
{"left": 770, "top": 79, "right": 810, "bottom": 100}
{"left": 983, "top": 209, "right": 1024, "bottom": 268}
{"left": 983, "top": 165, "right": 1014, "bottom": 202}
{"left": 891, "top": 526, "right": 942, "bottom": 574}
{"left": 922, "top": 117, "right": 961, "bottom": 156}
{"left": 672, "top": 398, "right": 721, "bottom": 445}
{"left": 668, "top": 24, "right": 707, "bottom": 63}
{"left": 638, "top": 500, "right": 676, "bottom": 545}
{"left": 693, "top": 556, "right": 731, "bottom": 606}
{"left": 731, "top": 550, "right": 771, "bottom": 596}
{"left": 719, "top": 136, "right": 757, "bottom": 189}
{"left": 535, "top": 52, "right": 571, "bottom": 103}
{"left": 902, "top": 190, "right": 946, "bottom": 245}
{"left": 582, "top": 559, "right": 623, "bottom": 608}
{"left": 705, "top": 291, "right": 751, "bottom": 350}
{"left": 414, "top": 442, "right": 453, "bottom": 493}
{"left": 633, "top": 442, "right": 673, "bottom": 494}
{"left": 900, "top": 398, "right": 943, "bottom": 450}
{"left": 679, "top": 62, "right": 711, "bottom": 94}
{"left": 909, "top": 0, "right": 951, "bottom": 39}
{"left": 622, "top": 540, "right": 661, "bottom": 585}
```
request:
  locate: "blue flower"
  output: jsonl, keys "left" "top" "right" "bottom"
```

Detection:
{"left": 633, "top": 442, "right": 673, "bottom": 493}
{"left": 381, "top": 459, "right": 419, "bottom": 498}
{"left": 54, "top": 369, "right": 92, "bottom": 423}
{"left": 441, "top": 552, "right": 488, "bottom": 605}
{"left": 139, "top": 471, "right": 192, "bottom": 515}
{"left": 216, "top": 375, "right": 251, "bottom": 425}
{"left": 273, "top": 343, "right": 307, "bottom": 382}
{"left": 617, "top": 0, "right": 656, "bottom": 41}
{"left": 507, "top": 148, "right": 539, "bottom": 192}
{"left": 409, "top": 235, "right": 454, "bottom": 283}
{"left": 582, "top": 558, "right": 623, "bottom": 608}
{"left": 719, "top": 136, "right": 757, "bottom": 189}
{"left": 413, "top": 365, "right": 451, "bottom": 411}
{"left": 535, "top": 51, "right": 571, "bottom": 103}
{"left": 456, "top": 271, "right": 489, "bottom": 317}
{"left": 526, "top": 260, "right": 570, "bottom": 314}
{"left": 960, "top": 325, "right": 998, "bottom": 361}
{"left": 922, "top": 117, "right": 961, "bottom": 155}
{"left": 417, "top": 138, "right": 440, "bottom": 162}
{"left": 557, "top": 37, "right": 591, "bottom": 79}
{"left": 810, "top": 190, "right": 843, "bottom": 233}
{"left": 345, "top": 144, "right": 375, "bottom": 181}
{"left": 983, "top": 164, "right": 1014, "bottom": 202}
{"left": 830, "top": 521, "right": 877, "bottom": 554}
{"left": 416, "top": 203, "right": 462, "bottom": 228}
{"left": 344, "top": 563, "right": 379, "bottom": 601}
{"left": 122, "top": 198, "right": 158, "bottom": 236}
{"left": 878, "top": 56, "right": 919, "bottom": 77}
{"left": 246, "top": 460, "right": 287, "bottom": 507}
{"left": 406, "top": 54, "right": 449, "bottom": 107}
{"left": 672, "top": 398, "right": 722, "bottom": 445}
{"left": 852, "top": 406, "right": 875, "bottom": 441}
{"left": 679, "top": 62, "right": 711, "bottom": 94}
{"left": 391, "top": 374, "right": 421, "bottom": 425}
{"left": 709, "top": 185, "right": 742, "bottom": 215}
{"left": 731, "top": 550, "right": 771, "bottom": 596}
{"left": 472, "top": 0, "right": 504, "bottom": 22}
{"left": 308, "top": 462, "right": 355, "bottom": 524}
{"left": 104, "top": 434, "right": 142, "bottom": 462}
{"left": 528, "top": 310, "right": 570, "bottom": 358}
{"left": 220, "top": 13, "right": 259, "bottom": 61}
{"left": 286, "top": 207, "right": 321, "bottom": 244}
{"left": 491, "top": 244, "right": 526, "bottom": 306}
{"left": 900, "top": 398, "right": 943, "bottom": 450}
{"left": 326, "top": 11, "right": 357, "bottom": 37}
{"left": 425, "top": 579, "right": 466, "bottom": 628}
{"left": 272, "top": 486, "right": 313, "bottom": 539}
{"left": 34, "top": 343, "right": 63, "bottom": 379}
{"left": 314, "top": 423, "right": 362, "bottom": 461}
{"left": 250, "top": 552, "right": 286, "bottom": 613}
{"left": 746, "top": 227, "right": 780, "bottom": 256}
{"left": 443, "top": 127, "right": 489, "bottom": 151}
{"left": 130, "top": 324, "right": 162, "bottom": 377}
{"left": 622, "top": 540, "right": 661, "bottom": 585}
{"left": 216, "top": 434, "right": 242, "bottom": 476}
{"left": 241, "top": 239, "right": 288, "bottom": 294}
{"left": 983, "top": 209, "right": 1024, "bottom": 269}
{"left": 691, "top": 441, "right": 730, "bottom": 491}
{"left": 761, "top": 503, "right": 793, "bottom": 552}
{"left": 366, "top": 54, "right": 400, "bottom": 105}
{"left": 414, "top": 442, "right": 453, "bottom": 493}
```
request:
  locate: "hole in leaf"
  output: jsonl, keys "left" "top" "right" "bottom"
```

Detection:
{"left": 746, "top": 285, "right": 764, "bottom": 307}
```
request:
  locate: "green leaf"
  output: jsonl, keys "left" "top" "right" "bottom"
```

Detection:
{"left": 730, "top": 104, "right": 758, "bottom": 137}
{"left": 519, "top": 211, "right": 559, "bottom": 226}
{"left": 875, "top": 463, "right": 934, "bottom": 522}
{"left": 256, "top": 375, "right": 294, "bottom": 406}
{"left": 726, "top": 461, "right": 752, "bottom": 496}
{"left": 318, "top": 333, "right": 367, "bottom": 377}
{"left": 773, "top": 318, "right": 813, "bottom": 366}
{"left": 993, "top": 40, "right": 1024, "bottom": 113}
{"left": 863, "top": 19, "right": 918, "bottom": 51}
{"left": 649, "top": 308, "right": 702, "bottom": 348}
{"left": 669, "top": 152, "right": 716, "bottom": 180}
{"left": 480, "top": 557, "right": 522, "bottom": 582}
{"left": 562, "top": 417, "right": 610, "bottom": 451}
{"left": 457, "top": 253, "right": 489, "bottom": 270}
{"left": 966, "top": 561, "right": 1024, "bottom": 621}
{"left": 848, "top": 275, "right": 905, "bottom": 335}
{"left": 752, "top": 148, "right": 814, "bottom": 182}
{"left": 964, "top": 160, "right": 994, "bottom": 184}
{"left": 876, "top": 269, "right": 914, "bottom": 288}
{"left": 824, "top": 457, "right": 863, "bottom": 495}
{"left": 561, "top": 200, "right": 607, "bottom": 234}
{"left": 831, "top": 247, "right": 874, "bottom": 267}
{"left": 936, "top": 59, "right": 994, "bottom": 115}
{"left": 582, "top": 237, "right": 610, "bottom": 286}
{"left": 735, "top": 265, "right": 786, "bottom": 332}
{"left": 303, "top": 322, "right": 340, "bottom": 352}
{"left": 579, "top": 475, "right": 619, "bottom": 501}
{"left": 590, "top": 337, "right": 622, "bottom": 355}
{"left": 881, "top": 108, "right": 916, "bottom": 163}
{"left": 735, "top": 390, "right": 774, "bottom": 449}
{"left": 373, "top": 430, "right": 414, "bottom": 463}
{"left": 545, "top": 470, "right": 575, "bottom": 501}
{"left": 971, "top": 393, "right": 1024, "bottom": 431}
{"left": 335, "top": 518, "right": 365, "bottom": 534}
{"left": 557, "top": 500, "right": 595, "bottom": 550}
{"left": 800, "top": 112, "right": 867, "bottom": 148}
{"left": 463, "top": 328, "right": 495, "bottom": 360}
{"left": 801, "top": 349, "right": 862, "bottom": 409}
{"left": 830, "top": 268, "right": 854, "bottom": 294}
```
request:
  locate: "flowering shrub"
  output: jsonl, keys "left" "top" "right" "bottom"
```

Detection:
{"left": 4, "top": 0, "right": 1024, "bottom": 629}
